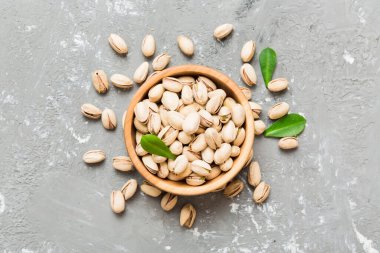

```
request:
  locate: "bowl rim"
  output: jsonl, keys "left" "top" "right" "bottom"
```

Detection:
{"left": 124, "top": 64, "right": 254, "bottom": 196}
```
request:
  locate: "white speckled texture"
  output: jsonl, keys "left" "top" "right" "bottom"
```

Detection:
{"left": 0, "top": 0, "right": 379, "bottom": 252}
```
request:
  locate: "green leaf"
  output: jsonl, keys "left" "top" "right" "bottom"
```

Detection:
{"left": 140, "top": 134, "right": 177, "bottom": 160}
{"left": 264, "top": 114, "right": 306, "bottom": 138}
{"left": 259, "top": 47, "right": 277, "bottom": 87}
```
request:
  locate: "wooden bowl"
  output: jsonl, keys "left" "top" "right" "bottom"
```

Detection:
{"left": 124, "top": 65, "right": 254, "bottom": 196}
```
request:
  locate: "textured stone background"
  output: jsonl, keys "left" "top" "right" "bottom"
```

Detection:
{"left": 1, "top": 0, "right": 379, "bottom": 252}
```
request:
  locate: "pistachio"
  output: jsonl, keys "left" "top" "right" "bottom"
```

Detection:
{"left": 223, "top": 179, "right": 244, "bottom": 198}
{"left": 81, "top": 103, "right": 102, "bottom": 119}
{"left": 143, "top": 99, "right": 159, "bottom": 113}
{"left": 253, "top": 181, "right": 270, "bottom": 204}
{"left": 180, "top": 203, "right": 196, "bottom": 228}
{"left": 233, "top": 128, "right": 245, "bottom": 147}
{"left": 140, "top": 180, "right": 162, "bottom": 197}
{"left": 110, "top": 74, "right": 133, "bottom": 89}
{"left": 231, "top": 146, "right": 240, "bottom": 157}
{"left": 82, "top": 150, "right": 106, "bottom": 164}
{"left": 201, "top": 147, "right": 215, "bottom": 164}
{"left": 121, "top": 179, "right": 138, "bottom": 200}
{"left": 178, "top": 76, "right": 196, "bottom": 85}
{"left": 199, "top": 109, "right": 214, "bottom": 128}
{"left": 218, "top": 106, "right": 231, "bottom": 123}
{"left": 193, "top": 81, "right": 208, "bottom": 105}
{"left": 169, "top": 141, "right": 183, "bottom": 156}
{"left": 135, "top": 131, "right": 143, "bottom": 144}
{"left": 173, "top": 155, "right": 189, "bottom": 174}
{"left": 158, "top": 162, "right": 169, "bottom": 179}
{"left": 278, "top": 137, "right": 298, "bottom": 150}
{"left": 186, "top": 173, "right": 206, "bottom": 186}
{"left": 191, "top": 160, "right": 211, "bottom": 176}
{"left": 161, "top": 193, "right": 178, "bottom": 211}
{"left": 214, "top": 143, "right": 232, "bottom": 165}
{"left": 133, "top": 62, "right": 149, "bottom": 84}
{"left": 147, "top": 112, "right": 161, "bottom": 134}
{"left": 161, "top": 91, "right": 180, "bottom": 111}
{"left": 148, "top": 84, "right": 165, "bottom": 103}
{"left": 223, "top": 97, "right": 237, "bottom": 110}
{"left": 240, "top": 63, "right": 257, "bottom": 86}
{"left": 244, "top": 149, "right": 254, "bottom": 168}
{"left": 204, "top": 127, "right": 222, "bottom": 150}
{"left": 198, "top": 76, "right": 217, "bottom": 91}
{"left": 113, "top": 156, "right": 133, "bottom": 172}
{"left": 152, "top": 154, "right": 167, "bottom": 164}
{"left": 268, "top": 78, "right": 288, "bottom": 92}
{"left": 240, "top": 40, "right": 256, "bottom": 62}
{"left": 142, "top": 155, "right": 159, "bottom": 174}
{"left": 180, "top": 103, "right": 202, "bottom": 117}
{"left": 221, "top": 120, "right": 237, "bottom": 143}
{"left": 239, "top": 87, "right": 252, "bottom": 100}
{"left": 141, "top": 34, "right": 156, "bottom": 57}
{"left": 101, "top": 108, "right": 117, "bottom": 130}
{"left": 136, "top": 143, "right": 148, "bottom": 156}
{"left": 91, "top": 70, "right": 109, "bottom": 94}
{"left": 162, "top": 77, "right": 183, "bottom": 92}
{"left": 158, "top": 126, "right": 179, "bottom": 146}
{"left": 182, "top": 111, "right": 200, "bottom": 135}
{"left": 181, "top": 85, "right": 194, "bottom": 105}
{"left": 134, "top": 101, "right": 150, "bottom": 123}
{"left": 231, "top": 104, "right": 246, "bottom": 127}
{"left": 189, "top": 133, "right": 207, "bottom": 153}
{"left": 151, "top": 53, "right": 171, "bottom": 71}
{"left": 249, "top": 102, "right": 262, "bottom": 119}
{"left": 182, "top": 147, "right": 201, "bottom": 162}
{"left": 248, "top": 161, "right": 261, "bottom": 187}
{"left": 268, "top": 102, "right": 289, "bottom": 120}
{"left": 212, "top": 116, "right": 223, "bottom": 132}
{"left": 168, "top": 163, "right": 192, "bottom": 181}
{"left": 205, "top": 166, "right": 221, "bottom": 180}
{"left": 167, "top": 111, "right": 185, "bottom": 130}
{"left": 206, "top": 95, "right": 223, "bottom": 114}
{"left": 208, "top": 89, "right": 226, "bottom": 100}
{"left": 213, "top": 23, "right": 234, "bottom": 40}
{"left": 108, "top": 33, "right": 128, "bottom": 55}
{"left": 134, "top": 118, "right": 148, "bottom": 134}
{"left": 159, "top": 106, "right": 170, "bottom": 126}
{"left": 177, "top": 35, "right": 194, "bottom": 56}
{"left": 110, "top": 190, "right": 125, "bottom": 214}
{"left": 178, "top": 131, "right": 193, "bottom": 145}
{"left": 220, "top": 158, "right": 233, "bottom": 172}
{"left": 254, "top": 120, "right": 266, "bottom": 135}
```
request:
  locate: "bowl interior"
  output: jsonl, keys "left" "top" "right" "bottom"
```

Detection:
{"left": 124, "top": 65, "right": 254, "bottom": 196}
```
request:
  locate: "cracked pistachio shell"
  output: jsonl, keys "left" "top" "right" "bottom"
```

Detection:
{"left": 152, "top": 154, "right": 167, "bottom": 164}
{"left": 81, "top": 103, "right": 102, "bottom": 119}
{"left": 212, "top": 116, "right": 223, "bottom": 132}
{"left": 220, "top": 158, "right": 233, "bottom": 172}
{"left": 113, "top": 156, "right": 133, "bottom": 172}
{"left": 110, "top": 74, "right": 133, "bottom": 89}
{"left": 268, "top": 78, "right": 289, "bottom": 92}
{"left": 231, "top": 104, "right": 246, "bottom": 127}
{"left": 233, "top": 128, "right": 245, "bottom": 147}
{"left": 121, "top": 179, "right": 138, "bottom": 200}
{"left": 239, "top": 86, "right": 252, "bottom": 100}
{"left": 161, "top": 91, "right": 180, "bottom": 111}
{"left": 158, "top": 162, "right": 169, "bottom": 179}
{"left": 191, "top": 160, "right": 212, "bottom": 176}
{"left": 91, "top": 70, "right": 109, "bottom": 94}
{"left": 205, "top": 166, "right": 221, "bottom": 180}
{"left": 147, "top": 112, "right": 161, "bottom": 135}
{"left": 161, "top": 193, "right": 178, "bottom": 211}
{"left": 152, "top": 53, "right": 171, "bottom": 71}
{"left": 162, "top": 77, "right": 182, "bottom": 92}
{"left": 134, "top": 118, "right": 148, "bottom": 134}
{"left": 108, "top": 33, "right": 128, "bottom": 55}
{"left": 231, "top": 146, "right": 241, "bottom": 157}
{"left": 248, "top": 161, "right": 261, "bottom": 187}
{"left": 254, "top": 120, "right": 266, "bottom": 135}
{"left": 169, "top": 141, "right": 183, "bottom": 156}
{"left": 182, "top": 147, "right": 201, "bottom": 162}
{"left": 208, "top": 89, "right": 226, "bottom": 100}
{"left": 133, "top": 62, "right": 149, "bottom": 84}
{"left": 136, "top": 143, "right": 148, "bottom": 156}
{"left": 143, "top": 99, "right": 159, "bottom": 113}
{"left": 102, "top": 108, "right": 117, "bottom": 130}
{"left": 142, "top": 155, "right": 159, "bottom": 174}
{"left": 182, "top": 111, "right": 200, "bottom": 135}
{"left": 214, "top": 143, "right": 232, "bottom": 165}
{"left": 223, "top": 97, "right": 237, "bottom": 110}
{"left": 159, "top": 106, "right": 170, "bottom": 127}
{"left": 249, "top": 102, "right": 262, "bottom": 119}
{"left": 82, "top": 150, "right": 106, "bottom": 164}
{"left": 189, "top": 133, "right": 207, "bottom": 153}
{"left": 223, "top": 179, "right": 244, "bottom": 198}
{"left": 253, "top": 181, "right": 270, "bottom": 204}
{"left": 206, "top": 95, "right": 223, "bottom": 114}
{"left": 268, "top": 102, "right": 290, "bottom": 120}
{"left": 221, "top": 120, "right": 237, "bottom": 143}
{"left": 218, "top": 106, "right": 231, "bottom": 124}
{"left": 178, "top": 76, "right": 196, "bottom": 85}
{"left": 197, "top": 76, "right": 217, "bottom": 91}
{"left": 240, "top": 63, "right": 257, "bottom": 86}
{"left": 193, "top": 80, "right": 208, "bottom": 105}
{"left": 135, "top": 131, "right": 143, "bottom": 144}
{"left": 204, "top": 127, "right": 222, "bottom": 150}
{"left": 141, "top": 34, "right": 156, "bottom": 57}
{"left": 148, "top": 84, "right": 165, "bottom": 103}
{"left": 278, "top": 137, "right": 298, "bottom": 150}
{"left": 199, "top": 109, "right": 214, "bottom": 128}
{"left": 167, "top": 111, "right": 185, "bottom": 130}
{"left": 180, "top": 203, "right": 196, "bottom": 228}
{"left": 173, "top": 155, "right": 189, "bottom": 174}
{"left": 180, "top": 103, "right": 202, "bottom": 117}
{"left": 213, "top": 23, "right": 234, "bottom": 40}
{"left": 178, "top": 131, "right": 193, "bottom": 145}
{"left": 158, "top": 126, "right": 179, "bottom": 146}
{"left": 110, "top": 190, "right": 125, "bottom": 214}
{"left": 177, "top": 35, "right": 194, "bottom": 56}
{"left": 186, "top": 173, "right": 206, "bottom": 186}
{"left": 140, "top": 181, "right": 162, "bottom": 197}
{"left": 181, "top": 85, "right": 194, "bottom": 105}
{"left": 240, "top": 40, "right": 256, "bottom": 62}
{"left": 168, "top": 163, "right": 192, "bottom": 181}
{"left": 134, "top": 101, "right": 150, "bottom": 124}
{"left": 201, "top": 147, "right": 215, "bottom": 164}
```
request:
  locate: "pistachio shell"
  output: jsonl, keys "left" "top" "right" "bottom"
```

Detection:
{"left": 141, "top": 34, "right": 156, "bottom": 57}
{"left": 178, "top": 76, "right": 196, "bottom": 85}
{"left": 218, "top": 106, "right": 231, "bottom": 124}
{"left": 182, "top": 111, "right": 200, "bottom": 135}
{"left": 161, "top": 91, "right": 180, "bottom": 111}
{"left": 204, "top": 127, "right": 222, "bottom": 150}
{"left": 240, "top": 40, "right": 256, "bottom": 62}
{"left": 157, "top": 126, "right": 179, "bottom": 146}
{"left": 136, "top": 143, "right": 148, "bottom": 156}
{"left": 221, "top": 120, "right": 237, "bottom": 143}
{"left": 110, "top": 190, "right": 125, "bottom": 214}
{"left": 110, "top": 74, "right": 133, "bottom": 89}
{"left": 81, "top": 103, "right": 102, "bottom": 119}
{"left": 134, "top": 117, "right": 148, "bottom": 134}
{"left": 180, "top": 103, "right": 202, "bottom": 117}
{"left": 223, "top": 97, "right": 237, "bottom": 110}
{"left": 152, "top": 53, "right": 171, "bottom": 71}
{"left": 199, "top": 109, "right": 214, "bottom": 128}
{"left": 205, "top": 166, "right": 221, "bottom": 180}
{"left": 167, "top": 111, "right": 185, "bottom": 130}
{"left": 268, "top": 78, "right": 288, "bottom": 92}
{"left": 248, "top": 161, "right": 261, "bottom": 187}
{"left": 223, "top": 179, "right": 244, "bottom": 198}
{"left": 182, "top": 147, "right": 201, "bottom": 162}
{"left": 253, "top": 181, "right": 270, "bottom": 204}
{"left": 148, "top": 84, "right": 165, "bottom": 103}
{"left": 91, "top": 70, "right": 109, "bottom": 94}
{"left": 133, "top": 62, "right": 149, "bottom": 84}
{"left": 197, "top": 76, "right": 217, "bottom": 91}
{"left": 239, "top": 86, "right": 252, "bottom": 100}
{"left": 240, "top": 63, "right": 257, "bottom": 86}
{"left": 186, "top": 173, "right": 206, "bottom": 186}
{"left": 112, "top": 156, "right": 134, "bottom": 172}
{"left": 147, "top": 112, "right": 161, "bottom": 135}
{"left": 172, "top": 155, "right": 188, "bottom": 174}
{"left": 157, "top": 162, "right": 169, "bottom": 179}
{"left": 135, "top": 131, "right": 143, "bottom": 144}
{"left": 82, "top": 150, "right": 106, "bottom": 164}
{"left": 180, "top": 203, "right": 196, "bottom": 228}
{"left": 213, "top": 23, "right": 234, "bottom": 40}
{"left": 134, "top": 101, "right": 150, "bottom": 123}
{"left": 206, "top": 95, "right": 223, "bottom": 114}
{"left": 161, "top": 193, "right": 178, "bottom": 211}
{"left": 231, "top": 104, "right": 246, "bottom": 127}
{"left": 193, "top": 80, "right": 208, "bottom": 105}
{"left": 220, "top": 158, "right": 233, "bottom": 172}
{"left": 177, "top": 35, "right": 194, "bottom": 56}
{"left": 201, "top": 147, "right": 214, "bottom": 164}
{"left": 181, "top": 85, "right": 194, "bottom": 105}
{"left": 254, "top": 120, "right": 266, "bottom": 135}
{"left": 189, "top": 133, "right": 207, "bottom": 153}
{"left": 108, "top": 33, "right": 128, "bottom": 54}
{"left": 121, "top": 179, "right": 138, "bottom": 200}
{"left": 102, "top": 108, "right": 117, "bottom": 130}
{"left": 249, "top": 102, "right": 262, "bottom": 119}
{"left": 191, "top": 160, "right": 212, "bottom": 176}
{"left": 142, "top": 155, "right": 159, "bottom": 174}
{"left": 177, "top": 131, "right": 193, "bottom": 145}
{"left": 233, "top": 128, "right": 246, "bottom": 146}
{"left": 214, "top": 143, "right": 232, "bottom": 165}
{"left": 278, "top": 137, "right": 298, "bottom": 150}
{"left": 168, "top": 163, "right": 192, "bottom": 181}
{"left": 208, "top": 89, "right": 226, "bottom": 99}
{"left": 231, "top": 146, "right": 240, "bottom": 157}
{"left": 268, "top": 102, "right": 290, "bottom": 120}
{"left": 152, "top": 154, "right": 167, "bottom": 164}
{"left": 212, "top": 116, "right": 223, "bottom": 132}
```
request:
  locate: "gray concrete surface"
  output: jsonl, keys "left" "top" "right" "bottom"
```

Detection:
{"left": 1, "top": 0, "right": 379, "bottom": 252}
